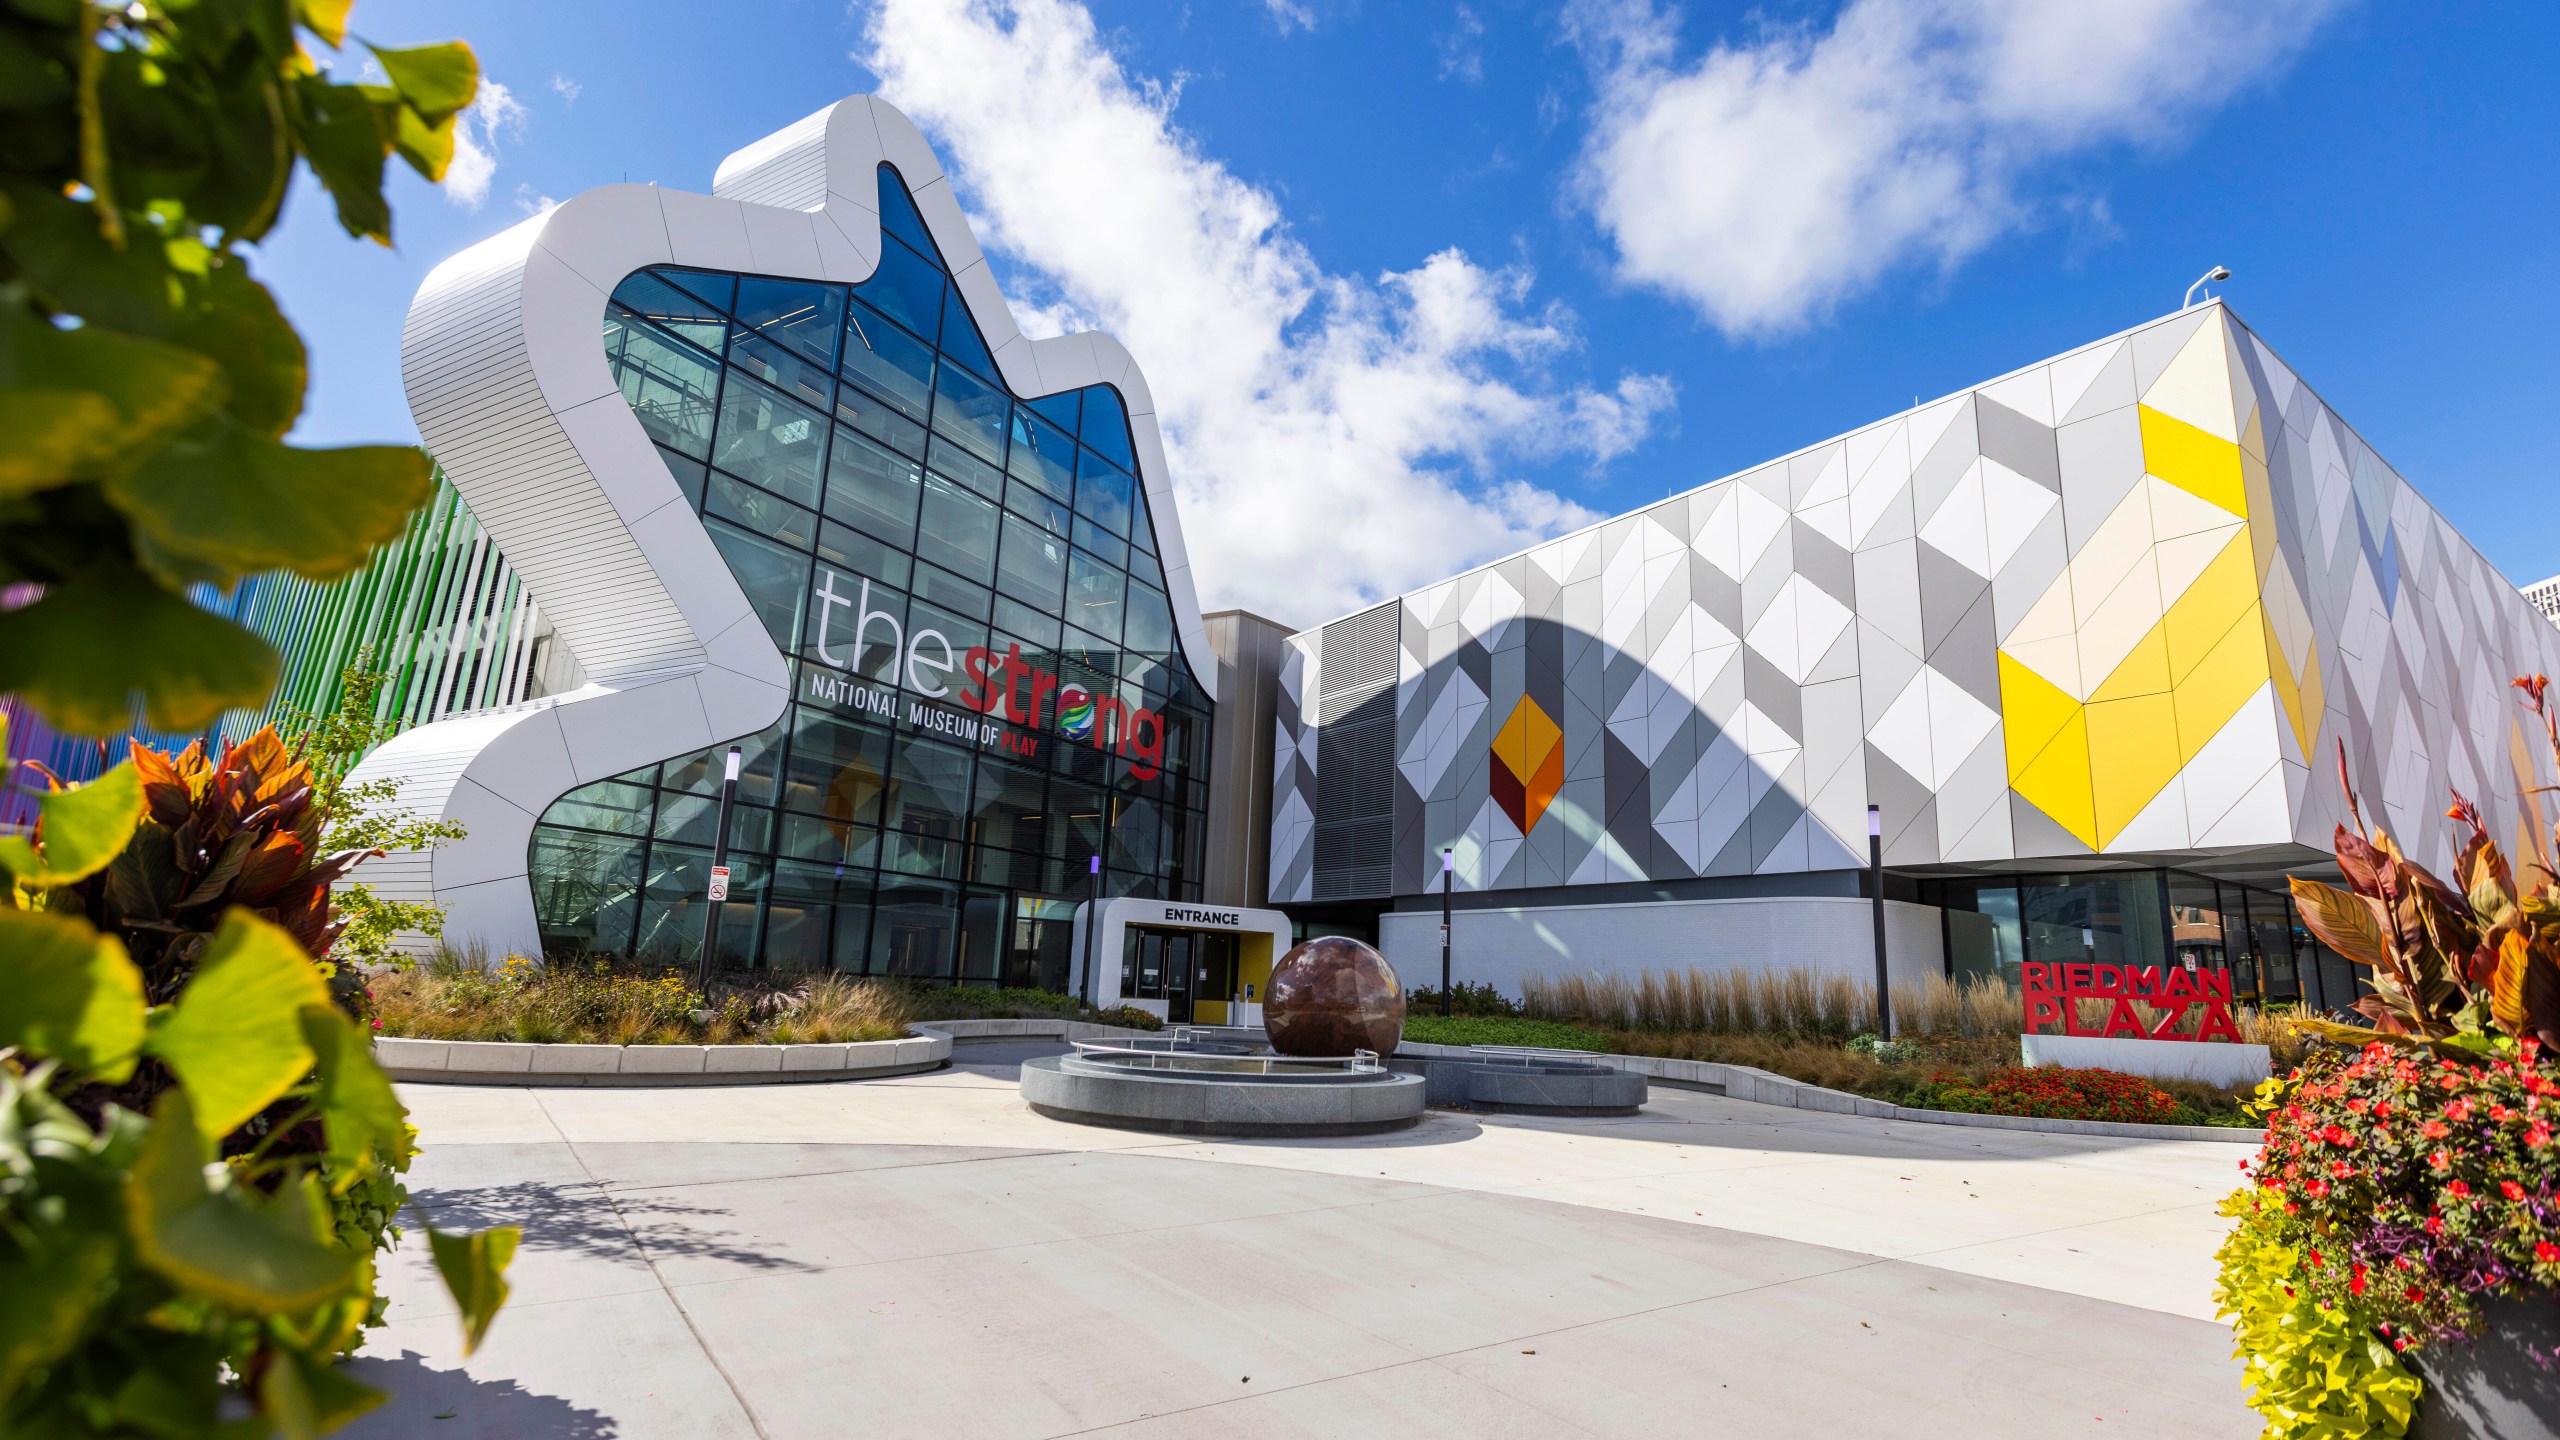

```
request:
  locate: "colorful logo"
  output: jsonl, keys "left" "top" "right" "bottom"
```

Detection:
{"left": 1056, "top": 686, "right": 1096, "bottom": 741}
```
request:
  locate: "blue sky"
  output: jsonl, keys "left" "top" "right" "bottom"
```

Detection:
{"left": 271, "top": 1, "right": 2560, "bottom": 628}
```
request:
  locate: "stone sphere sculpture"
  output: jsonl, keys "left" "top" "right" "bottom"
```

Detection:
{"left": 1265, "top": 936, "right": 1405, "bottom": 1058}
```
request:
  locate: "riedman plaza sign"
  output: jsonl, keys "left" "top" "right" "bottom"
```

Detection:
{"left": 801, "top": 571, "right": 1169, "bottom": 780}
{"left": 2021, "top": 961, "right": 2246, "bottom": 1043}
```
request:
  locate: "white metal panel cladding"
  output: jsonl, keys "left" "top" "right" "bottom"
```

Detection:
{"left": 352, "top": 95, "right": 1217, "bottom": 958}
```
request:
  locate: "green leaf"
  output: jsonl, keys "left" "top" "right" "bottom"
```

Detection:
{"left": 147, "top": 908, "right": 331, "bottom": 1145}
{"left": 172, "top": 264, "right": 307, "bottom": 440}
{"left": 126, "top": 1089, "right": 359, "bottom": 1313}
{"left": 260, "top": 1345, "right": 387, "bottom": 1439}
{"left": 367, "top": 41, "right": 478, "bottom": 121}
{"left": 302, "top": 1007, "right": 407, "bottom": 1183}
{"left": 392, "top": 105, "right": 458, "bottom": 184}
{"left": 427, "top": 1226, "right": 520, "bottom": 1356}
{"left": 297, "top": 0, "right": 356, "bottom": 47}
{"left": 0, "top": 1233, "right": 119, "bottom": 1398}
{"left": 107, "top": 422, "right": 431, "bottom": 584}
{"left": 0, "top": 910, "right": 147, "bottom": 1082}
{"left": 0, "top": 758, "right": 143, "bottom": 885}
{"left": 0, "top": 301, "right": 230, "bottom": 498}
{"left": 292, "top": 78, "right": 396, "bottom": 244}
{"left": 0, "top": 564, "right": 281, "bottom": 735}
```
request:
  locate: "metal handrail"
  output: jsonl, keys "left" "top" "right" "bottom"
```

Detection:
{"left": 1067, "top": 1037, "right": 1384, "bottom": 1074}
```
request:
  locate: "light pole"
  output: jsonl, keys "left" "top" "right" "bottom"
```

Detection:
{"left": 1868, "top": 803, "right": 1891, "bottom": 1040}
{"left": 1439, "top": 847, "right": 1454, "bottom": 1016}
{"left": 2182, "top": 265, "right": 2231, "bottom": 310}
{"left": 695, "top": 745, "right": 742, "bottom": 995}
{"left": 1077, "top": 853, "right": 1102, "bottom": 1008}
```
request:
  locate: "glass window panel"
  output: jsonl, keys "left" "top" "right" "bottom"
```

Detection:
{"left": 651, "top": 267, "right": 735, "bottom": 315}
{"left": 733, "top": 278, "right": 843, "bottom": 369}
{"left": 907, "top": 598, "right": 989, "bottom": 685}
{"left": 1079, "top": 385, "right": 1135, "bottom": 471}
{"left": 652, "top": 793, "right": 774, "bottom": 854}
{"left": 633, "top": 844, "right": 712, "bottom": 963}
{"left": 725, "top": 325, "right": 833, "bottom": 411}
{"left": 874, "top": 171, "right": 942, "bottom": 263}
{"left": 930, "top": 364, "right": 1008, "bottom": 466}
{"left": 971, "top": 758, "right": 1047, "bottom": 837}
{"left": 883, "top": 831, "right": 964, "bottom": 879}
{"left": 1006, "top": 476, "right": 1072, "bottom": 539}
{"left": 831, "top": 872, "right": 877, "bottom": 972}
{"left": 1128, "top": 489, "right": 1158, "bottom": 556}
{"left": 610, "top": 272, "right": 727, "bottom": 350}
{"left": 763, "top": 860, "right": 855, "bottom": 972}
{"left": 927, "top": 438, "right": 1003, "bottom": 500}
{"left": 657, "top": 445, "right": 709, "bottom": 510}
{"left": 706, "top": 471, "right": 818, "bottom": 552}
{"left": 783, "top": 708, "right": 891, "bottom": 823}
{"left": 883, "top": 736, "right": 973, "bottom": 841}
{"left": 854, "top": 235, "right": 944, "bottom": 343}
{"left": 869, "top": 875, "right": 958, "bottom": 980}
{"left": 833, "top": 380, "right": 928, "bottom": 459}
{"left": 540, "top": 778, "right": 655, "bottom": 837}
{"left": 1065, "top": 549, "right": 1124, "bottom": 642}
{"left": 777, "top": 811, "right": 880, "bottom": 871}
{"left": 1070, "top": 514, "right": 1126, "bottom": 569}
{"left": 530, "top": 828, "right": 644, "bottom": 960}
{"left": 809, "top": 565, "right": 905, "bottom": 680}
{"left": 2020, "top": 872, "right": 2169, "bottom": 972}
{"left": 662, "top": 716, "right": 786, "bottom": 804}
{"left": 1007, "top": 412, "right": 1075, "bottom": 499}
{"left": 958, "top": 890, "right": 1005, "bottom": 982}
{"left": 995, "top": 513, "right": 1068, "bottom": 611}
{"left": 823, "top": 425, "right": 922, "bottom": 545}
{"left": 973, "top": 846, "right": 1043, "bottom": 889}
{"left": 1024, "top": 389, "right": 1079, "bottom": 434}
{"left": 1072, "top": 449, "right": 1132, "bottom": 536}
{"left": 991, "top": 599, "right": 1061, "bottom": 652}
{"left": 712, "top": 375, "right": 826, "bottom": 507}
{"left": 1123, "top": 582, "right": 1173, "bottom": 657}
{"left": 703, "top": 519, "right": 810, "bottom": 651}
{"left": 841, "top": 302, "right": 935, "bottom": 423}
{"left": 916, "top": 475, "right": 999, "bottom": 583}
{"left": 816, "top": 520, "right": 910, "bottom": 588}
{"left": 1058, "top": 626, "right": 1117, "bottom": 675}
{"left": 908, "top": 562, "right": 990, "bottom": 621}
{"left": 606, "top": 314, "right": 720, "bottom": 458}
{"left": 1049, "top": 781, "right": 1107, "bottom": 865}
{"left": 938, "top": 286, "right": 1001, "bottom": 382}
{"left": 1125, "top": 539, "right": 1164, "bottom": 592}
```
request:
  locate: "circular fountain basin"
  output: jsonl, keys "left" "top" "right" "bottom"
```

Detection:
{"left": 1019, "top": 1033, "right": 1426, "bottom": 1137}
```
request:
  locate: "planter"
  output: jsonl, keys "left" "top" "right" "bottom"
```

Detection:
{"left": 2408, "top": 1293, "right": 2560, "bottom": 1440}
{"left": 372, "top": 1018, "right": 1161, "bottom": 1087}
{"left": 2019, "top": 1033, "right": 2270, "bottom": 1088}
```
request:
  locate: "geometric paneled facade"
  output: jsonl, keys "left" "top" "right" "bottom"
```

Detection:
{"left": 1273, "top": 305, "right": 2560, "bottom": 908}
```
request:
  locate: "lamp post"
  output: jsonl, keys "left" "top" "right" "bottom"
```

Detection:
{"left": 2182, "top": 265, "right": 2232, "bottom": 310}
{"left": 1078, "top": 853, "right": 1102, "bottom": 1008}
{"left": 695, "top": 745, "right": 742, "bottom": 995}
{"left": 1868, "top": 803, "right": 1891, "bottom": 1040}
{"left": 1439, "top": 847, "right": 1454, "bottom": 1016}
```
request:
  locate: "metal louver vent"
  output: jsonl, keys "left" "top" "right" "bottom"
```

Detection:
{"left": 1308, "top": 601, "right": 1401, "bottom": 901}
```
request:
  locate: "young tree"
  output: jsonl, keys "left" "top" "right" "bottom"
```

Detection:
{"left": 280, "top": 656, "right": 467, "bottom": 967}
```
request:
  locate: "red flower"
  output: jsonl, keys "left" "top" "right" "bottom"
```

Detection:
{"left": 2405, "top": 1286, "right": 2426, "bottom": 1303}
{"left": 2350, "top": 1265, "right": 2369, "bottom": 1297}
{"left": 2423, "top": 1120, "right": 2450, "bottom": 1140}
{"left": 2430, "top": 1151, "right": 2451, "bottom": 1170}
{"left": 2447, "top": 1180, "right": 2473, "bottom": 1200}
{"left": 2426, "top": 1214, "right": 2445, "bottom": 1235}
{"left": 2330, "top": 1160, "right": 2355, "bottom": 1179}
{"left": 2531, "top": 1124, "right": 2553, "bottom": 1148}
{"left": 2503, "top": 1181, "right": 2528, "bottom": 1203}
{"left": 2538, "top": 1242, "right": 2560, "bottom": 1264}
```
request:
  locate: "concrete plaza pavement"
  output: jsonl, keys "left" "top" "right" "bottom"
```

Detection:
{"left": 345, "top": 1041, "right": 2259, "bottom": 1438}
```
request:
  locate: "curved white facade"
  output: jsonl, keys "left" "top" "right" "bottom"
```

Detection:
{"left": 351, "top": 96, "right": 1214, "bottom": 959}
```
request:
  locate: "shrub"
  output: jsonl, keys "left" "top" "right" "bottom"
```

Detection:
{"left": 1904, "top": 1065, "right": 2181, "bottom": 1125}
{"left": 371, "top": 962, "right": 910, "bottom": 1046}
{"left": 1400, "top": 1015, "right": 1609, "bottom": 1051}
{"left": 1404, "top": 981, "right": 1523, "bottom": 1017}
{"left": 1093, "top": 1006, "right": 1163, "bottom": 1031}
{"left": 2215, "top": 1186, "right": 2424, "bottom": 1439}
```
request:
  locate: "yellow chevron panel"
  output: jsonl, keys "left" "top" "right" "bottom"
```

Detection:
{"left": 2174, "top": 602, "right": 2271, "bottom": 766}
{"left": 2014, "top": 708, "right": 2098, "bottom": 849}
{"left": 2139, "top": 405, "right": 2247, "bottom": 518}
{"left": 2164, "top": 528, "right": 2258, "bottom": 683}
{"left": 2265, "top": 610, "right": 2322, "bottom": 760}
{"left": 2000, "top": 651, "right": 2080, "bottom": 782}
{"left": 2088, "top": 694, "right": 2181, "bottom": 847}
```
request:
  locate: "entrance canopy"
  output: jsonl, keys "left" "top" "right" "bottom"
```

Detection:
{"left": 1074, "top": 899, "right": 1294, "bottom": 1025}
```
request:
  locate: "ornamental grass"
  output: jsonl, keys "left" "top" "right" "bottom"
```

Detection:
{"left": 369, "top": 956, "right": 914, "bottom": 1046}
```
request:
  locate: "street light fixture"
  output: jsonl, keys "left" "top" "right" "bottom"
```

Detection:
{"left": 1868, "top": 804, "right": 1891, "bottom": 1040}
{"left": 1440, "top": 847, "right": 1455, "bottom": 1016}
{"left": 695, "top": 745, "right": 743, "bottom": 994}
{"left": 2183, "top": 265, "right": 2232, "bottom": 310}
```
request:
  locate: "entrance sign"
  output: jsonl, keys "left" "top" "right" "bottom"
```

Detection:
{"left": 2022, "top": 961, "right": 2244, "bottom": 1043}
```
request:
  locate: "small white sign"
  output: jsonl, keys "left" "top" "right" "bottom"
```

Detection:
{"left": 707, "top": 866, "right": 731, "bottom": 903}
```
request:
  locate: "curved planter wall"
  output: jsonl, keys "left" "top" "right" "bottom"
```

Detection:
{"left": 373, "top": 1018, "right": 1153, "bottom": 1087}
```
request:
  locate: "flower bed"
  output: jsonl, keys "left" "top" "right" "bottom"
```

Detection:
{"left": 1903, "top": 1065, "right": 2182, "bottom": 1125}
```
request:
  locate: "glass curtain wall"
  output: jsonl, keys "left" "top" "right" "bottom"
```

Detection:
{"left": 525, "top": 164, "right": 1210, "bottom": 986}
{"left": 1925, "top": 868, "right": 2359, "bottom": 1011}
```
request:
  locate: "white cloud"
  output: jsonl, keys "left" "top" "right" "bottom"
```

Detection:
{"left": 444, "top": 80, "right": 529, "bottom": 210}
{"left": 1262, "top": 0, "right": 1316, "bottom": 34}
{"left": 514, "top": 183, "right": 559, "bottom": 218}
{"left": 861, "top": 0, "right": 1673, "bottom": 625}
{"left": 1438, "top": 5, "right": 1487, "bottom": 83}
{"left": 551, "top": 73, "right": 582, "bottom": 105}
{"left": 1569, "top": 0, "right": 2341, "bottom": 337}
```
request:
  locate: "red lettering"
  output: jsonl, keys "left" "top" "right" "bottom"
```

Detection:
{"left": 2092, "top": 963, "right": 2122, "bottom": 996}
{"left": 2200, "top": 968, "right": 2234, "bottom": 1002}
{"left": 2127, "top": 965, "right": 2162, "bottom": 997}
{"left": 959, "top": 646, "right": 994, "bottom": 712}
{"left": 2164, "top": 966, "right": 2198, "bottom": 998}
{"left": 2024, "top": 993, "right": 2062, "bottom": 1030}
{"left": 998, "top": 645, "right": 1031, "bottom": 723}
{"left": 2066, "top": 964, "right": 2092, "bottom": 993}
{"left": 1092, "top": 693, "right": 1126, "bottom": 751}
{"left": 1124, "top": 706, "right": 1164, "bottom": 780}
{"left": 2021, "top": 962, "right": 2051, "bottom": 990}
{"left": 2147, "top": 999, "right": 2194, "bottom": 1040}
{"left": 2195, "top": 1002, "right": 2244, "bottom": 1043}
{"left": 2102, "top": 998, "right": 2148, "bottom": 1038}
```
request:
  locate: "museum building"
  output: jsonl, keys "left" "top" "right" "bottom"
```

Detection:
{"left": 21, "top": 94, "right": 2555, "bottom": 1026}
